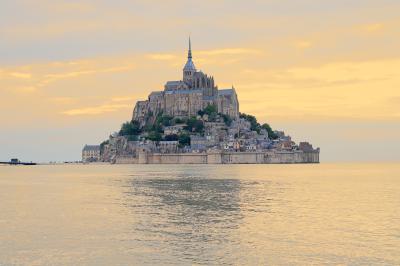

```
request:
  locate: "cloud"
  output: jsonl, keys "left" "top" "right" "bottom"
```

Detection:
{"left": 363, "top": 23, "right": 384, "bottom": 32}
{"left": 147, "top": 48, "right": 260, "bottom": 61}
{"left": 0, "top": 70, "right": 32, "bottom": 79}
{"left": 12, "top": 86, "right": 37, "bottom": 93}
{"left": 49, "top": 97, "right": 77, "bottom": 105}
{"left": 9, "top": 72, "right": 32, "bottom": 79}
{"left": 39, "top": 1, "right": 96, "bottom": 13}
{"left": 293, "top": 40, "right": 313, "bottom": 49}
{"left": 235, "top": 58, "right": 400, "bottom": 122}
{"left": 62, "top": 103, "right": 131, "bottom": 116}
{"left": 111, "top": 96, "right": 137, "bottom": 102}
{"left": 338, "top": 126, "right": 400, "bottom": 141}
{"left": 197, "top": 48, "right": 261, "bottom": 56}
{"left": 39, "top": 65, "right": 134, "bottom": 86}
{"left": 388, "top": 96, "right": 400, "bottom": 104}
{"left": 147, "top": 54, "right": 177, "bottom": 60}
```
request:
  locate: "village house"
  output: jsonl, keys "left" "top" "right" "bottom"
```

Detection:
{"left": 82, "top": 145, "right": 100, "bottom": 162}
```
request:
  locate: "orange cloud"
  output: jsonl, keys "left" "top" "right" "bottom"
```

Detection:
{"left": 197, "top": 48, "right": 261, "bottom": 56}
{"left": 293, "top": 40, "right": 313, "bottom": 49}
{"left": 364, "top": 23, "right": 384, "bottom": 32}
{"left": 111, "top": 96, "right": 138, "bottom": 102}
{"left": 0, "top": 70, "right": 32, "bottom": 79}
{"left": 62, "top": 103, "right": 131, "bottom": 116}
{"left": 39, "top": 65, "right": 134, "bottom": 86}
{"left": 235, "top": 58, "right": 400, "bottom": 122}
{"left": 49, "top": 97, "right": 77, "bottom": 105}
{"left": 12, "top": 86, "right": 37, "bottom": 93}
{"left": 147, "top": 54, "right": 177, "bottom": 60}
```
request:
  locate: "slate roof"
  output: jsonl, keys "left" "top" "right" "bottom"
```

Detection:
{"left": 165, "top": 89, "right": 202, "bottom": 95}
{"left": 83, "top": 145, "right": 100, "bottom": 151}
{"left": 218, "top": 89, "right": 234, "bottom": 95}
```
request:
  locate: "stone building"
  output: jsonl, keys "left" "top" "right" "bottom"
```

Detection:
{"left": 82, "top": 145, "right": 100, "bottom": 162}
{"left": 132, "top": 38, "right": 239, "bottom": 123}
{"left": 164, "top": 124, "right": 186, "bottom": 135}
{"left": 158, "top": 141, "right": 178, "bottom": 153}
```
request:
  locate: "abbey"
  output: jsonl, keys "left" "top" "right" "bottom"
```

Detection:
{"left": 132, "top": 38, "right": 239, "bottom": 124}
{"left": 95, "top": 38, "right": 320, "bottom": 164}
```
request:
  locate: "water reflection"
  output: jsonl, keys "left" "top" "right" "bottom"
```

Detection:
{"left": 122, "top": 173, "right": 243, "bottom": 264}
{"left": 1, "top": 164, "right": 399, "bottom": 265}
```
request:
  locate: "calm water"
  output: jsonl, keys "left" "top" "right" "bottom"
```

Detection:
{"left": 0, "top": 163, "right": 399, "bottom": 265}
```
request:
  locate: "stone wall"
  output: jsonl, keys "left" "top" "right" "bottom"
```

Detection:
{"left": 115, "top": 156, "right": 138, "bottom": 164}
{"left": 221, "top": 152, "right": 265, "bottom": 164}
{"left": 164, "top": 90, "right": 203, "bottom": 117}
{"left": 130, "top": 150, "right": 319, "bottom": 164}
{"left": 147, "top": 153, "right": 207, "bottom": 164}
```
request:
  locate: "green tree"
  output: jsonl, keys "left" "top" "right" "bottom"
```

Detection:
{"left": 186, "top": 117, "right": 204, "bottom": 133}
{"left": 208, "top": 112, "right": 217, "bottom": 122}
{"left": 174, "top": 118, "right": 184, "bottom": 124}
{"left": 153, "top": 123, "right": 164, "bottom": 133}
{"left": 221, "top": 114, "right": 232, "bottom": 126}
{"left": 178, "top": 133, "right": 190, "bottom": 147}
{"left": 127, "top": 135, "right": 139, "bottom": 141}
{"left": 204, "top": 104, "right": 217, "bottom": 115}
{"left": 164, "top": 134, "right": 179, "bottom": 141}
{"left": 261, "top": 123, "right": 278, "bottom": 139}
{"left": 119, "top": 120, "right": 141, "bottom": 136}
{"left": 147, "top": 131, "right": 162, "bottom": 142}
{"left": 240, "top": 113, "right": 261, "bottom": 133}
{"left": 155, "top": 114, "right": 173, "bottom": 127}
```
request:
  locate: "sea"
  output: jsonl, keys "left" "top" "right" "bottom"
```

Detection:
{"left": 0, "top": 163, "right": 399, "bottom": 265}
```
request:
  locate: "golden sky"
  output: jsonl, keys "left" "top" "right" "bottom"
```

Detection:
{"left": 1, "top": 0, "right": 399, "bottom": 162}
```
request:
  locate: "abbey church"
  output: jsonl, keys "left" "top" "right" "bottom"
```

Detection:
{"left": 95, "top": 38, "right": 320, "bottom": 164}
{"left": 132, "top": 38, "right": 239, "bottom": 124}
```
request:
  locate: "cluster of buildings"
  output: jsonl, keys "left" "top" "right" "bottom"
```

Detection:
{"left": 95, "top": 115, "right": 317, "bottom": 162}
{"left": 82, "top": 39, "right": 319, "bottom": 164}
{"left": 132, "top": 37, "right": 239, "bottom": 126}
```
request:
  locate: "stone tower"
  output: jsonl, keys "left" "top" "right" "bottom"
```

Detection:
{"left": 183, "top": 37, "right": 196, "bottom": 85}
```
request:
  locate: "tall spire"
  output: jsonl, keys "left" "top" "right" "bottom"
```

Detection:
{"left": 188, "top": 36, "right": 192, "bottom": 59}
{"left": 183, "top": 36, "right": 196, "bottom": 73}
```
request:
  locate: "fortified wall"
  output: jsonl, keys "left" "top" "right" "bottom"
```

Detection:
{"left": 134, "top": 150, "right": 319, "bottom": 164}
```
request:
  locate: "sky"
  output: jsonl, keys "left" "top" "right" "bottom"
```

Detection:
{"left": 1, "top": 0, "right": 399, "bottom": 162}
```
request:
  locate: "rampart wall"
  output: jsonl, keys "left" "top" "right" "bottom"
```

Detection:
{"left": 131, "top": 150, "right": 319, "bottom": 164}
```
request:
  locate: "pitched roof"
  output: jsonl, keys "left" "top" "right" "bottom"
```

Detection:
{"left": 165, "top": 89, "right": 202, "bottom": 95}
{"left": 218, "top": 89, "right": 235, "bottom": 95}
{"left": 83, "top": 145, "right": 100, "bottom": 151}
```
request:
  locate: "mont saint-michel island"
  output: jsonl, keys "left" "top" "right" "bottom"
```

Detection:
{"left": 83, "top": 39, "right": 320, "bottom": 164}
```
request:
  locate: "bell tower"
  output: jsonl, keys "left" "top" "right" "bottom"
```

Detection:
{"left": 183, "top": 37, "right": 196, "bottom": 85}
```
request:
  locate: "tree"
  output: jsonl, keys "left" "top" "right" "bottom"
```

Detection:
{"left": 174, "top": 118, "right": 184, "bottom": 124}
{"left": 186, "top": 117, "right": 204, "bottom": 133}
{"left": 261, "top": 123, "right": 278, "bottom": 139}
{"left": 153, "top": 123, "right": 164, "bottom": 133}
{"left": 204, "top": 104, "right": 217, "bottom": 116}
{"left": 156, "top": 114, "right": 173, "bottom": 127}
{"left": 147, "top": 131, "right": 162, "bottom": 142}
{"left": 221, "top": 114, "right": 232, "bottom": 126}
{"left": 240, "top": 113, "right": 261, "bottom": 133}
{"left": 119, "top": 120, "right": 141, "bottom": 136}
{"left": 208, "top": 112, "right": 217, "bottom": 122}
{"left": 164, "top": 134, "right": 179, "bottom": 141}
{"left": 178, "top": 133, "right": 190, "bottom": 146}
{"left": 127, "top": 135, "right": 139, "bottom": 141}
